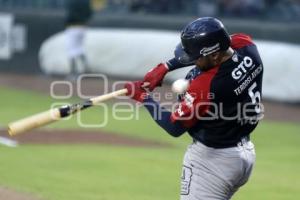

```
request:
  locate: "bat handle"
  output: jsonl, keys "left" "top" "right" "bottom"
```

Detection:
{"left": 90, "top": 89, "right": 128, "bottom": 104}
{"left": 90, "top": 83, "right": 149, "bottom": 105}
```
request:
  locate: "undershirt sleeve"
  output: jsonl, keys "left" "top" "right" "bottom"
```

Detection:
{"left": 166, "top": 58, "right": 191, "bottom": 71}
{"left": 143, "top": 96, "right": 187, "bottom": 137}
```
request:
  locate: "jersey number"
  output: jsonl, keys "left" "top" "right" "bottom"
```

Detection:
{"left": 248, "top": 82, "right": 261, "bottom": 114}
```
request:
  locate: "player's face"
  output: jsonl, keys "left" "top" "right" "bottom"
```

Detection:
{"left": 195, "top": 52, "right": 223, "bottom": 71}
{"left": 195, "top": 56, "right": 216, "bottom": 71}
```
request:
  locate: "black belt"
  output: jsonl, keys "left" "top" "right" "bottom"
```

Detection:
{"left": 193, "top": 135, "right": 250, "bottom": 149}
{"left": 237, "top": 136, "right": 250, "bottom": 147}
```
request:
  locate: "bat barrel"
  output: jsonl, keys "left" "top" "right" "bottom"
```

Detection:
{"left": 7, "top": 88, "right": 129, "bottom": 136}
{"left": 8, "top": 108, "right": 61, "bottom": 136}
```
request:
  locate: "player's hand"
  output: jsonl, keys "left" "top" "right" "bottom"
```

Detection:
{"left": 143, "top": 63, "right": 169, "bottom": 92}
{"left": 124, "top": 81, "right": 148, "bottom": 103}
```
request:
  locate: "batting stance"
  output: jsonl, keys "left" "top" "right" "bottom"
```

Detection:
{"left": 124, "top": 17, "right": 264, "bottom": 199}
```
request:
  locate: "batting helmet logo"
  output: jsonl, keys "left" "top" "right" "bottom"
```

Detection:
{"left": 199, "top": 43, "right": 220, "bottom": 56}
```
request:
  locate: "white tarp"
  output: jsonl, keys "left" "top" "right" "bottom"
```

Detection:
{"left": 39, "top": 28, "right": 300, "bottom": 102}
{"left": 0, "top": 13, "right": 14, "bottom": 60}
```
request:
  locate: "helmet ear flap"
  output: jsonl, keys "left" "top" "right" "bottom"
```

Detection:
{"left": 174, "top": 43, "right": 198, "bottom": 65}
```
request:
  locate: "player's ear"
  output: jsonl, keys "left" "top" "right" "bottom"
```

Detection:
{"left": 209, "top": 52, "right": 221, "bottom": 63}
{"left": 212, "top": 52, "right": 220, "bottom": 59}
{"left": 208, "top": 52, "right": 219, "bottom": 63}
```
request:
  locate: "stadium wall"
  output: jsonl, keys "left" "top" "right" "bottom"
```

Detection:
{"left": 0, "top": 10, "right": 65, "bottom": 73}
{"left": 0, "top": 10, "right": 299, "bottom": 74}
{"left": 39, "top": 28, "right": 300, "bottom": 103}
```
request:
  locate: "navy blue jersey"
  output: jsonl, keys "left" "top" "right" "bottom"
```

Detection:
{"left": 171, "top": 34, "right": 263, "bottom": 148}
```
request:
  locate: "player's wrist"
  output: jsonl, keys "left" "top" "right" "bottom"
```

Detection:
{"left": 162, "top": 62, "right": 169, "bottom": 71}
{"left": 141, "top": 93, "right": 151, "bottom": 102}
{"left": 156, "top": 63, "right": 169, "bottom": 74}
{"left": 166, "top": 57, "right": 190, "bottom": 71}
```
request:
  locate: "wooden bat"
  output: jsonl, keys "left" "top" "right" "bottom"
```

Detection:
{"left": 8, "top": 88, "right": 128, "bottom": 136}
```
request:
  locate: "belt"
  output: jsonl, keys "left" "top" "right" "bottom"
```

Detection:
{"left": 193, "top": 135, "right": 250, "bottom": 149}
{"left": 237, "top": 136, "right": 250, "bottom": 147}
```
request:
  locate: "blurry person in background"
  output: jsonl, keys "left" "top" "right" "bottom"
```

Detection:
{"left": 65, "top": 0, "right": 93, "bottom": 80}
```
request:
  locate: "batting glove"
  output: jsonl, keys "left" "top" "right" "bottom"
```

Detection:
{"left": 124, "top": 81, "right": 148, "bottom": 103}
{"left": 143, "top": 63, "right": 169, "bottom": 92}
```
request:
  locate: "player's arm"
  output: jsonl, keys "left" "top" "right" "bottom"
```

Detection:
{"left": 167, "top": 57, "right": 190, "bottom": 71}
{"left": 143, "top": 58, "right": 191, "bottom": 92}
{"left": 143, "top": 97, "right": 187, "bottom": 137}
{"left": 124, "top": 81, "right": 187, "bottom": 137}
{"left": 170, "top": 74, "right": 213, "bottom": 128}
{"left": 144, "top": 81, "right": 211, "bottom": 135}
{"left": 144, "top": 85, "right": 209, "bottom": 133}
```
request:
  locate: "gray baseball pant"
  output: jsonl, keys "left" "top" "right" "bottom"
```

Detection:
{"left": 180, "top": 140, "right": 255, "bottom": 200}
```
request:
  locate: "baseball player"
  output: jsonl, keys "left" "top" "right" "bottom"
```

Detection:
{"left": 124, "top": 17, "right": 264, "bottom": 199}
{"left": 65, "top": 0, "right": 93, "bottom": 79}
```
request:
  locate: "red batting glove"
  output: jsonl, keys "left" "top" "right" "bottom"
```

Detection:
{"left": 143, "top": 63, "right": 169, "bottom": 91}
{"left": 124, "top": 81, "right": 148, "bottom": 103}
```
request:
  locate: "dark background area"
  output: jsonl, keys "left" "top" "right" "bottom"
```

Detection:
{"left": 0, "top": 0, "right": 299, "bottom": 73}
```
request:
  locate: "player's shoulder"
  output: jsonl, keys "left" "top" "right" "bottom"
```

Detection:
{"left": 187, "top": 67, "right": 219, "bottom": 96}
{"left": 230, "top": 33, "right": 255, "bottom": 49}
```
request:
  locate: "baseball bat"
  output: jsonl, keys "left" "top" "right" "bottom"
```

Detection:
{"left": 8, "top": 88, "right": 128, "bottom": 136}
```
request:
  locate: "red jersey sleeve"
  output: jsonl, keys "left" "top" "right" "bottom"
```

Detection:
{"left": 230, "top": 33, "right": 254, "bottom": 49}
{"left": 170, "top": 67, "right": 219, "bottom": 128}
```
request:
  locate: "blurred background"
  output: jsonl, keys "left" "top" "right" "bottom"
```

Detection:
{"left": 0, "top": 1, "right": 299, "bottom": 200}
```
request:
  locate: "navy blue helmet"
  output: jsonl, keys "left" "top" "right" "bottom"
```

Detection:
{"left": 175, "top": 17, "right": 231, "bottom": 65}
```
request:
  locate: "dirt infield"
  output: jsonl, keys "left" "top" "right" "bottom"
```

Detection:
{"left": 0, "top": 129, "right": 169, "bottom": 148}
{"left": 0, "top": 187, "right": 40, "bottom": 200}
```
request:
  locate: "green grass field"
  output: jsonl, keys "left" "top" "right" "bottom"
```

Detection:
{"left": 0, "top": 87, "right": 300, "bottom": 200}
